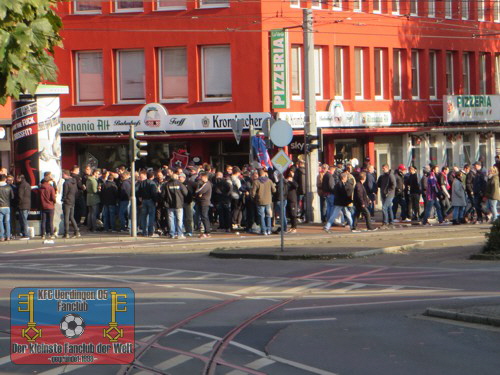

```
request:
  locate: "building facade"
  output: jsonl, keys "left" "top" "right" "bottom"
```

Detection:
{"left": 51, "top": 0, "right": 500, "bottom": 172}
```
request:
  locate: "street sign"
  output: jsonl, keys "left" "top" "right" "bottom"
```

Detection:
{"left": 230, "top": 119, "right": 244, "bottom": 144}
{"left": 271, "top": 149, "right": 292, "bottom": 174}
{"left": 270, "top": 120, "right": 293, "bottom": 148}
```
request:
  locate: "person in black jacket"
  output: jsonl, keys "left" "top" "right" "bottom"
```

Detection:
{"left": 324, "top": 172, "right": 354, "bottom": 232}
{"left": 352, "top": 172, "right": 376, "bottom": 232}
{"left": 322, "top": 166, "right": 337, "bottom": 223}
{"left": 137, "top": 170, "right": 159, "bottom": 237}
{"left": 16, "top": 174, "right": 31, "bottom": 239}
{"left": 179, "top": 173, "right": 196, "bottom": 237}
{"left": 286, "top": 170, "right": 299, "bottom": 233}
{"left": 62, "top": 170, "right": 80, "bottom": 239}
{"left": 392, "top": 165, "right": 408, "bottom": 222}
{"left": 364, "top": 164, "right": 377, "bottom": 216}
{"left": 213, "top": 172, "right": 232, "bottom": 233}
{"left": 407, "top": 166, "right": 421, "bottom": 221}
{"left": 164, "top": 173, "right": 188, "bottom": 238}
{"left": 293, "top": 160, "right": 306, "bottom": 221}
{"left": 118, "top": 171, "right": 131, "bottom": 232}
{"left": 377, "top": 164, "right": 396, "bottom": 228}
{"left": 101, "top": 174, "right": 119, "bottom": 232}
{"left": 463, "top": 164, "right": 475, "bottom": 222}
{"left": 0, "top": 174, "right": 14, "bottom": 242}
{"left": 195, "top": 172, "right": 212, "bottom": 238}
{"left": 472, "top": 162, "right": 487, "bottom": 224}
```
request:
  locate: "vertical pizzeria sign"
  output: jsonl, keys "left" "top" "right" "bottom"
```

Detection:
{"left": 270, "top": 29, "right": 289, "bottom": 109}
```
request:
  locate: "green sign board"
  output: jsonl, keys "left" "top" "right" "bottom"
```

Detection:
{"left": 270, "top": 29, "right": 289, "bottom": 109}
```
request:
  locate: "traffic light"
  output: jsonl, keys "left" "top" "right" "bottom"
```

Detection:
{"left": 130, "top": 131, "right": 148, "bottom": 161}
{"left": 304, "top": 129, "right": 323, "bottom": 153}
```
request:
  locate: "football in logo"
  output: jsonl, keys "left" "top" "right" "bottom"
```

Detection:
{"left": 60, "top": 313, "right": 85, "bottom": 339}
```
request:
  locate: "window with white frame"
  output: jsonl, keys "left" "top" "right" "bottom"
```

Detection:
{"left": 332, "top": 0, "right": 342, "bottom": 10}
{"left": 374, "top": 48, "right": 384, "bottom": 99}
{"left": 74, "top": 0, "right": 101, "bottom": 13}
{"left": 354, "top": 47, "right": 364, "bottom": 99}
{"left": 392, "top": 0, "right": 400, "bottom": 14}
{"left": 290, "top": 0, "right": 300, "bottom": 8}
{"left": 478, "top": 0, "right": 485, "bottom": 21}
{"left": 159, "top": 47, "right": 188, "bottom": 102}
{"left": 495, "top": 0, "right": 500, "bottom": 22}
{"left": 462, "top": 52, "right": 471, "bottom": 94}
{"left": 291, "top": 46, "right": 302, "bottom": 98}
{"left": 353, "top": 0, "right": 362, "bottom": 12}
{"left": 334, "top": 46, "right": 344, "bottom": 98}
{"left": 157, "top": 0, "right": 187, "bottom": 10}
{"left": 479, "top": 53, "right": 487, "bottom": 94}
{"left": 393, "top": 49, "right": 402, "bottom": 99}
{"left": 428, "top": 0, "right": 435, "bottom": 17}
{"left": 410, "top": 0, "right": 418, "bottom": 16}
{"left": 201, "top": 45, "right": 231, "bottom": 100}
{"left": 445, "top": 0, "right": 452, "bottom": 18}
{"left": 445, "top": 51, "right": 454, "bottom": 95}
{"left": 314, "top": 47, "right": 323, "bottom": 98}
{"left": 411, "top": 49, "right": 420, "bottom": 98}
{"left": 429, "top": 50, "right": 437, "bottom": 99}
{"left": 115, "top": 0, "right": 143, "bottom": 12}
{"left": 462, "top": 0, "right": 469, "bottom": 19}
{"left": 76, "top": 51, "right": 104, "bottom": 104}
{"left": 117, "top": 50, "right": 145, "bottom": 102}
{"left": 373, "top": 0, "right": 381, "bottom": 12}
{"left": 200, "top": 0, "right": 229, "bottom": 8}
{"left": 312, "top": 0, "right": 328, "bottom": 9}
{"left": 496, "top": 54, "right": 500, "bottom": 94}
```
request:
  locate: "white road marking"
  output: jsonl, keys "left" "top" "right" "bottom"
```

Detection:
{"left": 38, "top": 365, "right": 87, "bottom": 375}
{"left": 266, "top": 317, "right": 337, "bottom": 324}
{"left": 115, "top": 267, "right": 149, "bottom": 274}
{"left": 330, "top": 283, "right": 366, "bottom": 293}
{"left": 157, "top": 270, "right": 184, "bottom": 277}
{"left": 0, "top": 356, "right": 11, "bottom": 365}
{"left": 144, "top": 341, "right": 215, "bottom": 372}
{"left": 282, "top": 282, "right": 326, "bottom": 294}
{"left": 226, "top": 358, "right": 275, "bottom": 375}
{"left": 232, "top": 286, "right": 268, "bottom": 294}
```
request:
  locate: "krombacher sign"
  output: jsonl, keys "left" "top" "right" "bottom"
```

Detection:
{"left": 444, "top": 95, "right": 499, "bottom": 123}
{"left": 270, "top": 29, "right": 289, "bottom": 109}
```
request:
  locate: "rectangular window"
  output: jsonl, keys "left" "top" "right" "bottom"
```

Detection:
{"left": 462, "top": 0, "right": 469, "bottom": 19}
{"left": 76, "top": 51, "right": 104, "bottom": 104}
{"left": 314, "top": 47, "right": 323, "bottom": 98}
{"left": 115, "top": 0, "right": 143, "bottom": 11}
{"left": 159, "top": 47, "right": 188, "bottom": 102}
{"left": 354, "top": 47, "right": 364, "bottom": 99}
{"left": 478, "top": 0, "right": 485, "bottom": 21}
{"left": 479, "top": 53, "right": 487, "bottom": 94}
{"left": 117, "top": 50, "right": 145, "bottom": 102}
{"left": 428, "top": 0, "right": 435, "bottom": 17}
{"left": 374, "top": 48, "right": 384, "bottom": 99}
{"left": 411, "top": 50, "right": 420, "bottom": 98}
{"left": 291, "top": 46, "right": 302, "bottom": 98}
{"left": 496, "top": 54, "right": 500, "bottom": 94}
{"left": 74, "top": 0, "right": 101, "bottom": 13}
{"left": 353, "top": 0, "right": 361, "bottom": 11}
{"left": 410, "top": 0, "right": 417, "bottom": 15}
{"left": 429, "top": 50, "right": 437, "bottom": 99}
{"left": 290, "top": 0, "right": 300, "bottom": 7}
{"left": 202, "top": 45, "right": 231, "bottom": 101}
{"left": 445, "top": 0, "right": 452, "bottom": 18}
{"left": 157, "top": 0, "right": 187, "bottom": 10}
{"left": 392, "top": 0, "right": 400, "bottom": 14}
{"left": 200, "top": 0, "right": 230, "bottom": 8}
{"left": 462, "top": 52, "right": 471, "bottom": 95}
{"left": 446, "top": 51, "right": 454, "bottom": 95}
{"left": 373, "top": 0, "right": 381, "bottom": 12}
{"left": 495, "top": 0, "right": 500, "bottom": 22}
{"left": 393, "top": 49, "right": 402, "bottom": 99}
{"left": 312, "top": 0, "right": 327, "bottom": 9}
{"left": 334, "top": 46, "right": 344, "bottom": 98}
{"left": 332, "top": 0, "right": 342, "bottom": 10}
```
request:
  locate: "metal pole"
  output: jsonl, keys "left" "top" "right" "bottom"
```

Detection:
{"left": 303, "top": 8, "right": 321, "bottom": 223}
{"left": 280, "top": 170, "right": 285, "bottom": 252}
{"left": 130, "top": 124, "right": 137, "bottom": 239}
{"left": 249, "top": 122, "right": 255, "bottom": 165}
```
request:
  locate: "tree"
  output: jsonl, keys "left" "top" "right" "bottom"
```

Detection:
{"left": 0, "top": 0, "right": 62, "bottom": 105}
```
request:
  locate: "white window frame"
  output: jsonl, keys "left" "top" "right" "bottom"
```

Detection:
{"left": 354, "top": 47, "right": 364, "bottom": 99}
{"left": 312, "top": 0, "right": 325, "bottom": 9}
{"left": 374, "top": 48, "right": 384, "bottom": 100}
{"left": 73, "top": 0, "right": 101, "bottom": 14}
{"left": 114, "top": 0, "right": 143, "bottom": 13}
{"left": 462, "top": 52, "right": 471, "bottom": 95}
{"left": 334, "top": 46, "right": 344, "bottom": 99}
{"left": 332, "top": 0, "right": 342, "bottom": 11}
{"left": 291, "top": 46, "right": 302, "bottom": 100}
{"left": 478, "top": 0, "right": 485, "bottom": 21}
{"left": 159, "top": 47, "right": 188, "bottom": 103}
{"left": 479, "top": 53, "right": 487, "bottom": 94}
{"left": 462, "top": 0, "right": 469, "bottom": 20}
{"left": 392, "top": 0, "right": 400, "bottom": 14}
{"left": 353, "top": 0, "right": 362, "bottom": 12}
{"left": 199, "top": 0, "right": 230, "bottom": 9}
{"left": 314, "top": 47, "right": 323, "bottom": 99}
{"left": 156, "top": 0, "right": 187, "bottom": 11}
{"left": 495, "top": 54, "right": 500, "bottom": 94}
{"left": 201, "top": 45, "right": 232, "bottom": 102}
{"left": 410, "top": 0, "right": 418, "bottom": 16}
{"left": 445, "top": 0, "right": 452, "bottom": 19}
{"left": 393, "top": 49, "right": 402, "bottom": 100}
{"left": 411, "top": 50, "right": 420, "bottom": 99}
{"left": 75, "top": 51, "right": 104, "bottom": 105}
{"left": 373, "top": 0, "right": 381, "bottom": 13}
{"left": 428, "top": 0, "right": 435, "bottom": 17}
{"left": 116, "top": 49, "right": 146, "bottom": 104}
{"left": 429, "top": 50, "right": 437, "bottom": 99}
{"left": 445, "top": 51, "right": 454, "bottom": 95}
{"left": 495, "top": 0, "right": 500, "bottom": 22}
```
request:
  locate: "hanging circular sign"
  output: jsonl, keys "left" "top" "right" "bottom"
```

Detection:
{"left": 269, "top": 120, "right": 293, "bottom": 148}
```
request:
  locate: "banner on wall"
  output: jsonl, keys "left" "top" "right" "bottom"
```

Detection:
{"left": 444, "top": 95, "right": 500, "bottom": 123}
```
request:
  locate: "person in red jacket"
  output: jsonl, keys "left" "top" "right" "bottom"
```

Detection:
{"left": 39, "top": 176, "right": 56, "bottom": 239}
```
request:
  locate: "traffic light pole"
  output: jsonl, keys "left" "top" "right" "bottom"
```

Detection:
{"left": 303, "top": 8, "right": 321, "bottom": 223}
{"left": 130, "top": 124, "right": 137, "bottom": 238}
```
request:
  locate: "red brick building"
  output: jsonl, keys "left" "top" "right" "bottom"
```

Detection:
{"left": 53, "top": 0, "right": 500, "bottom": 172}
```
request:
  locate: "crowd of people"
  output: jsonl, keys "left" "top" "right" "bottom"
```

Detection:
{"left": 0, "top": 156, "right": 499, "bottom": 242}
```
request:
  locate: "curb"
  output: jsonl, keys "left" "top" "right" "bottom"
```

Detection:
{"left": 209, "top": 243, "right": 421, "bottom": 260}
{"left": 425, "top": 307, "right": 500, "bottom": 327}
{"left": 470, "top": 253, "right": 500, "bottom": 261}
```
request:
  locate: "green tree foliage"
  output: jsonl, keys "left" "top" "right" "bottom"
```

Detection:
{"left": 0, "top": 0, "right": 62, "bottom": 105}
{"left": 484, "top": 218, "right": 500, "bottom": 254}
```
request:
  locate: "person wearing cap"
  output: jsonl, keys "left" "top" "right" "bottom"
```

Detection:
{"left": 377, "top": 164, "right": 396, "bottom": 228}
{"left": 392, "top": 164, "right": 409, "bottom": 223}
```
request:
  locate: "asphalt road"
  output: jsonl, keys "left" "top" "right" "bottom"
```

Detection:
{"left": 0, "top": 226, "right": 499, "bottom": 375}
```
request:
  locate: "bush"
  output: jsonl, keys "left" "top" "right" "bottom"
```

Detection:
{"left": 483, "top": 218, "right": 500, "bottom": 254}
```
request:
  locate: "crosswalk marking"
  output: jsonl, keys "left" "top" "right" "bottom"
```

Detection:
{"left": 226, "top": 358, "right": 275, "bottom": 375}
{"left": 330, "top": 283, "right": 366, "bottom": 293}
{"left": 282, "top": 282, "right": 326, "bottom": 294}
